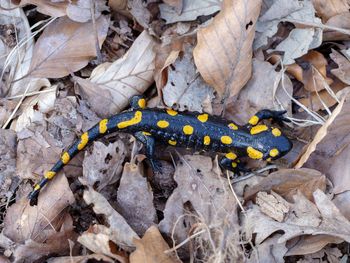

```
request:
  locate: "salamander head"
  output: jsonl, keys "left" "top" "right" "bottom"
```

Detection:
{"left": 248, "top": 127, "right": 292, "bottom": 161}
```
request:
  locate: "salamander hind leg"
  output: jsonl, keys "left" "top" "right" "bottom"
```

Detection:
{"left": 130, "top": 95, "right": 147, "bottom": 110}
{"left": 134, "top": 131, "right": 162, "bottom": 173}
{"left": 219, "top": 152, "right": 251, "bottom": 174}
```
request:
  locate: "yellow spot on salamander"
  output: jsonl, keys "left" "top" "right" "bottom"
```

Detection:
{"left": 99, "top": 119, "right": 108, "bottom": 134}
{"left": 221, "top": 136, "right": 232, "bottom": 145}
{"left": 78, "top": 132, "right": 89, "bottom": 150}
{"left": 197, "top": 113, "right": 208, "bottom": 123}
{"left": 232, "top": 162, "right": 237, "bottom": 168}
{"left": 267, "top": 157, "right": 272, "bottom": 162}
{"left": 249, "top": 115, "right": 259, "bottom": 125}
{"left": 168, "top": 140, "right": 177, "bottom": 145}
{"left": 138, "top": 98, "right": 146, "bottom": 109}
{"left": 228, "top": 123, "right": 238, "bottom": 130}
{"left": 183, "top": 125, "right": 194, "bottom": 135}
{"left": 272, "top": 128, "right": 281, "bottom": 137}
{"left": 250, "top": 125, "right": 268, "bottom": 135}
{"left": 269, "top": 148, "right": 279, "bottom": 157}
{"left": 166, "top": 109, "right": 178, "bottom": 116}
{"left": 61, "top": 152, "right": 70, "bottom": 164}
{"left": 157, "top": 120, "right": 169, "bottom": 128}
{"left": 142, "top": 131, "right": 151, "bottom": 136}
{"left": 117, "top": 111, "right": 142, "bottom": 129}
{"left": 34, "top": 184, "right": 41, "bottom": 191}
{"left": 203, "top": 135, "right": 210, "bottom": 145}
{"left": 44, "top": 171, "right": 56, "bottom": 179}
{"left": 247, "top": 146, "right": 263, "bottom": 159}
{"left": 225, "top": 152, "right": 237, "bottom": 160}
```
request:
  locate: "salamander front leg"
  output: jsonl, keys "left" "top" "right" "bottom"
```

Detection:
{"left": 134, "top": 132, "right": 162, "bottom": 173}
{"left": 247, "top": 109, "right": 290, "bottom": 126}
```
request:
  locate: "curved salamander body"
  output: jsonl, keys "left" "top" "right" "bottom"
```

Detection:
{"left": 28, "top": 96, "right": 292, "bottom": 201}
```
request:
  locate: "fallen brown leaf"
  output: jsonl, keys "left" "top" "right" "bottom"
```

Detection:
{"left": 330, "top": 49, "right": 350, "bottom": 85}
{"left": 80, "top": 141, "right": 127, "bottom": 190}
{"left": 256, "top": 191, "right": 290, "bottom": 222}
{"left": 296, "top": 90, "right": 350, "bottom": 194}
{"left": 245, "top": 190, "right": 350, "bottom": 246}
{"left": 324, "top": 12, "right": 350, "bottom": 41}
{"left": 312, "top": 0, "right": 349, "bottom": 22}
{"left": 244, "top": 168, "right": 326, "bottom": 203}
{"left": 130, "top": 226, "right": 181, "bottom": 263}
{"left": 193, "top": 0, "right": 262, "bottom": 98}
{"left": 83, "top": 188, "right": 139, "bottom": 251}
{"left": 66, "top": 0, "right": 109, "bottom": 23}
{"left": 15, "top": 0, "right": 68, "bottom": 17}
{"left": 0, "top": 129, "right": 16, "bottom": 199}
{"left": 29, "top": 16, "right": 109, "bottom": 78}
{"left": 48, "top": 254, "right": 115, "bottom": 263}
{"left": 117, "top": 162, "right": 157, "bottom": 236}
{"left": 76, "top": 31, "right": 156, "bottom": 118}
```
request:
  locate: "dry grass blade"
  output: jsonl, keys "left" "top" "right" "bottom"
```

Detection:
{"left": 193, "top": 0, "right": 262, "bottom": 99}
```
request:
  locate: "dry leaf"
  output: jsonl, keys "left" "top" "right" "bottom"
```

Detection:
{"left": 15, "top": 0, "right": 68, "bottom": 17}
{"left": 244, "top": 168, "right": 326, "bottom": 203}
{"left": 130, "top": 226, "right": 180, "bottom": 263}
{"left": 76, "top": 31, "right": 156, "bottom": 118}
{"left": 163, "top": 44, "right": 214, "bottom": 112}
{"left": 225, "top": 59, "right": 292, "bottom": 124}
{"left": 330, "top": 49, "right": 350, "bottom": 85}
{"left": 256, "top": 191, "right": 290, "bottom": 222}
{"left": 77, "top": 225, "right": 128, "bottom": 262}
{"left": 324, "top": 13, "right": 350, "bottom": 41}
{"left": 0, "top": 129, "right": 16, "bottom": 198}
{"left": 80, "top": 140, "right": 127, "bottom": 190}
{"left": 29, "top": 16, "right": 109, "bottom": 78}
{"left": 312, "top": 0, "right": 349, "bottom": 22}
{"left": 48, "top": 254, "right": 115, "bottom": 263}
{"left": 66, "top": 0, "right": 109, "bottom": 23}
{"left": 117, "top": 162, "right": 157, "bottom": 236}
{"left": 193, "top": 0, "right": 262, "bottom": 98}
{"left": 3, "top": 174, "right": 74, "bottom": 243}
{"left": 245, "top": 190, "right": 350, "bottom": 245}
{"left": 162, "top": 0, "right": 183, "bottom": 14}
{"left": 83, "top": 188, "right": 139, "bottom": 251}
{"left": 333, "top": 191, "right": 350, "bottom": 220}
{"left": 128, "top": 0, "right": 151, "bottom": 28}
{"left": 296, "top": 90, "right": 350, "bottom": 194}
{"left": 159, "top": 0, "right": 221, "bottom": 24}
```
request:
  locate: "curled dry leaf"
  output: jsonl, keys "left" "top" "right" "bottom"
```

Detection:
{"left": 29, "top": 16, "right": 109, "bottom": 78}
{"left": 76, "top": 31, "right": 156, "bottom": 118}
{"left": 117, "top": 162, "right": 157, "bottom": 236}
{"left": 244, "top": 168, "right": 326, "bottom": 203}
{"left": 330, "top": 49, "right": 350, "bottom": 85}
{"left": 0, "top": 129, "right": 17, "bottom": 198}
{"left": 193, "top": 0, "right": 262, "bottom": 98}
{"left": 130, "top": 226, "right": 181, "bottom": 263}
{"left": 296, "top": 90, "right": 350, "bottom": 194}
{"left": 225, "top": 59, "right": 292, "bottom": 124}
{"left": 83, "top": 188, "right": 139, "bottom": 251}
{"left": 245, "top": 189, "right": 350, "bottom": 245}
{"left": 3, "top": 174, "right": 74, "bottom": 242}
{"left": 162, "top": 44, "right": 214, "bottom": 112}
{"left": 312, "top": 0, "right": 349, "bottom": 22}
{"left": 80, "top": 140, "right": 127, "bottom": 190}
{"left": 159, "top": 0, "right": 221, "bottom": 24}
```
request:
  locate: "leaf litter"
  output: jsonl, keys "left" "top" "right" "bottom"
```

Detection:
{"left": 1, "top": 0, "right": 350, "bottom": 262}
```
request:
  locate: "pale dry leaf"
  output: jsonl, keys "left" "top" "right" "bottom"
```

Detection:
{"left": 193, "top": 0, "right": 262, "bottom": 98}
{"left": 330, "top": 49, "right": 350, "bottom": 85}
{"left": 130, "top": 226, "right": 181, "bottom": 263}
{"left": 256, "top": 191, "right": 290, "bottom": 222}
{"left": 108, "top": 0, "right": 128, "bottom": 12}
{"left": 0, "top": 129, "right": 16, "bottom": 198}
{"left": 117, "top": 163, "right": 157, "bottom": 236}
{"left": 163, "top": 44, "right": 214, "bottom": 112}
{"left": 83, "top": 188, "right": 139, "bottom": 251}
{"left": 225, "top": 59, "right": 292, "bottom": 124}
{"left": 29, "top": 16, "right": 109, "bottom": 78}
{"left": 80, "top": 140, "right": 126, "bottom": 190}
{"left": 66, "top": 0, "right": 109, "bottom": 23}
{"left": 324, "top": 12, "right": 350, "bottom": 41}
{"left": 48, "top": 254, "right": 115, "bottom": 263}
{"left": 77, "top": 225, "right": 128, "bottom": 262}
{"left": 128, "top": 0, "right": 151, "bottom": 29}
{"left": 3, "top": 174, "right": 74, "bottom": 243}
{"left": 244, "top": 168, "right": 326, "bottom": 203}
{"left": 163, "top": 0, "right": 183, "bottom": 14}
{"left": 312, "top": 0, "right": 349, "bottom": 22}
{"left": 159, "top": 155, "right": 239, "bottom": 252}
{"left": 333, "top": 191, "right": 350, "bottom": 220}
{"left": 15, "top": 0, "right": 68, "bottom": 17}
{"left": 297, "top": 90, "right": 350, "bottom": 194}
{"left": 245, "top": 189, "right": 350, "bottom": 245}
{"left": 159, "top": 0, "right": 221, "bottom": 24}
{"left": 77, "top": 31, "right": 156, "bottom": 118}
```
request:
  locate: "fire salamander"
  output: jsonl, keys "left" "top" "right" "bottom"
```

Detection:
{"left": 28, "top": 95, "right": 292, "bottom": 202}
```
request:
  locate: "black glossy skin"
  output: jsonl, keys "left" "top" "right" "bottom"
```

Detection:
{"left": 28, "top": 96, "right": 292, "bottom": 203}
